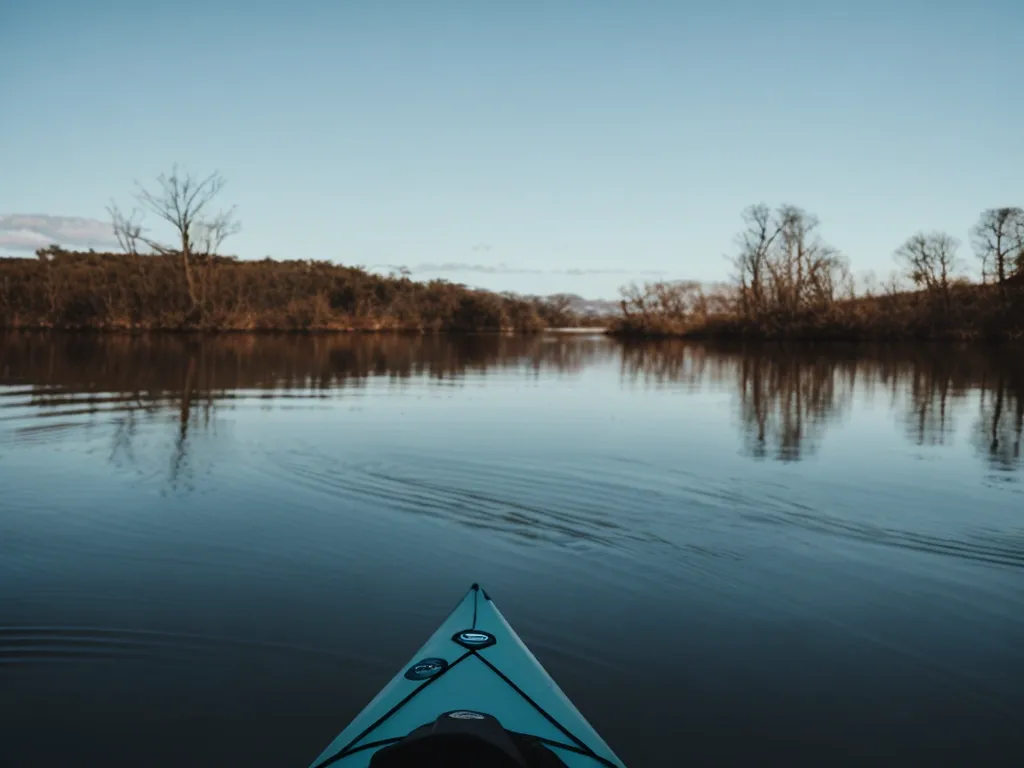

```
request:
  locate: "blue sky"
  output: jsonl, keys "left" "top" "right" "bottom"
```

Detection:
{"left": 2, "top": 0, "right": 1021, "bottom": 298}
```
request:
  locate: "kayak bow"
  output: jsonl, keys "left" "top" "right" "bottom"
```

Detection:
{"left": 309, "top": 584, "right": 626, "bottom": 768}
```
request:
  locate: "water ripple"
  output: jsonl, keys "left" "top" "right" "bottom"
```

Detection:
{"left": 0, "top": 626, "right": 353, "bottom": 667}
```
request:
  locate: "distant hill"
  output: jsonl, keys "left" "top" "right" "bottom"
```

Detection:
{"left": 520, "top": 293, "right": 619, "bottom": 318}
{"left": 562, "top": 294, "right": 621, "bottom": 317}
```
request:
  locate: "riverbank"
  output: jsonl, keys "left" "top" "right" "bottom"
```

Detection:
{"left": 0, "top": 248, "right": 600, "bottom": 333}
{"left": 606, "top": 282, "right": 1024, "bottom": 342}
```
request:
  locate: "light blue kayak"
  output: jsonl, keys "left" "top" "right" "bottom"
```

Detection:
{"left": 308, "top": 584, "right": 626, "bottom": 768}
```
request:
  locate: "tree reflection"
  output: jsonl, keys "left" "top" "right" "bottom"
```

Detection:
{"left": 973, "top": 368, "right": 1024, "bottom": 475}
{"left": 0, "top": 332, "right": 611, "bottom": 490}
{"left": 619, "top": 340, "right": 713, "bottom": 390}
{"left": 735, "top": 350, "right": 854, "bottom": 461}
{"left": 1, "top": 332, "right": 1022, "bottom": 480}
{"left": 898, "top": 348, "right": 976, "bottom": 447}
{"left": 617, "top": 339, "right": 1024, "bottom": 473}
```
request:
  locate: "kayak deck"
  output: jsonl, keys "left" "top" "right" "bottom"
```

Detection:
{"left": 309, "top": 584, "right": 625, "bottom": 768}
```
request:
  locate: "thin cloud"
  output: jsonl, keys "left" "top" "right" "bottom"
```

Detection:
{"left": 0, "top": 228, "right": 53, "bottom": 250}
{"left": 563, "top": 267, "right": 668, "bottom": 276}
{"left": 0, "top": 214, "right": 119, "bottom": 252}
{"left": 403, "top": 262, "right": 668, "bottom": 277}
{"left": 411, "top": 261, "right": 542, "bottom": 274}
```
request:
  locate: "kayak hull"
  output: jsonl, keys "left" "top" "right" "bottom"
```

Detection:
{"left": 309, "top": 584, "right": 625, "bottom": 768}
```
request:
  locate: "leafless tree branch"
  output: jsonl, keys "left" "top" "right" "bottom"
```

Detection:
{"left": 971, "top": 207, "right": 1024, "bottom": 286}
{"left": 108, "top": 165, "right": 240, "bottom": 315}
{"left": 107, "top": 203, "right": 145, "bottom": 257}
{"left": 894, "top": 231, "right": 961, "bottom": 304}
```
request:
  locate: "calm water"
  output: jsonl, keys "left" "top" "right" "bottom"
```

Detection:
{"left": 1, "top": 332, "right": 1022, "bottom": 767}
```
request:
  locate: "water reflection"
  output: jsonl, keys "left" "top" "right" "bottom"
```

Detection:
{"left": 1, "top": 332, "right": 1022, "bottom": 480}
{"left": 734, "top": 351, "right": 854, "bottom": 461}
{"left": 0, "top": 332, "right": 609, "bottom": 393}
{"left": 619, "top": 340, "right": 1023, "bottom": 474}
{"left": 0, "top": 333, "right": 613, "bottom": 491}
{"left": 974, "top": 372, "right": 1024, "bottom": 474}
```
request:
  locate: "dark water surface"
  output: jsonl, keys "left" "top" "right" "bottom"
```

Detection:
{"left": 1, "top": 332, "right": 1022, "bottom": 767}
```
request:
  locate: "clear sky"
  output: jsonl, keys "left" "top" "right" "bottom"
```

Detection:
{"left": 2, "top": 0, "right": 1021, "bottom": 298}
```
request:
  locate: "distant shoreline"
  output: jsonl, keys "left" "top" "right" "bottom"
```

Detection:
{"left": 0, "top": 248, "right": 610, "bottom": 334}
{"left": 605, "top": 281, "right": 1024, "bottom": 343}
{"left": 7, "top": 246, "right": 1024, "bottom": 341}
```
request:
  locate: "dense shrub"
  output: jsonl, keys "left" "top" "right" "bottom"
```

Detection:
{"left": 0, "top": 248, "right": 575, "bottom": 333}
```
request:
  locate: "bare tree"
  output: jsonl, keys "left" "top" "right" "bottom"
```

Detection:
{"left": 971, "top": 207, "right": 1024, "bottom": 286}
{"left": 619, "top": 280, "right": 708, "bottom": 324}
{"left": 732, "top": 203, "right": 781, "bottom": 318}
{"left": 193, "top": 209, "right": 239, "bottom": 259}
{"left": 893, "top": 231, "right": 961, "bottom": 303}
{"left": 109, "top": 166, "right": 240, "bottom": 312}
{"left": 773, "top": 205, "right": 846, "bottom": 311}
{"left": 619, "top": 282, "right": 649, "bottom": 321}
{"left": 732, "top": 203, "right": 844, "bottom": 317}
{"left": 107, "top": 204, "right": 145, "bottom": 256}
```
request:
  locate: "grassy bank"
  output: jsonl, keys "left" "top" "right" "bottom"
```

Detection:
{"left": 0, "top": 248, "right": 588, "bottom": 332}
{"left": 607, "top": 281, "right": 1024, "bottom": 341}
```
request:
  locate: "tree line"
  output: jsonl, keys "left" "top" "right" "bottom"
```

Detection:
{"left": 0, "top": 248, "right": 593, "bottom": 332}
{"left": 613, "top": 204, "right": 1024, "bottom": 340}
{"left": 0, "top": 167, "right": 591, "bottom": 332}
{"left": 5, "top": 165, "right": 1021, "bottom": 338}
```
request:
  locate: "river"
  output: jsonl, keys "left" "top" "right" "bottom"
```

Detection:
{"left": 1, "top": 332, "right": 1021, "bottom": 766}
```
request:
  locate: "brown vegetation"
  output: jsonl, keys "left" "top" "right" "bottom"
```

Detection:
{"left": 611, "top": 204, "right": 1024, "bottom": 340}
{"left": 0, "top": 247, "right": 594, "bottom": 332}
